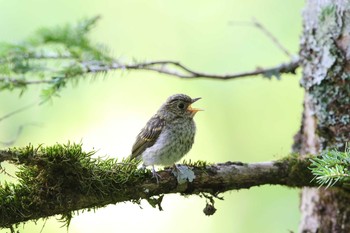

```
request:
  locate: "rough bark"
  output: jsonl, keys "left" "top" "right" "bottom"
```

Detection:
{"left": 298, "top": 1, "right": 350, "bottom": 232}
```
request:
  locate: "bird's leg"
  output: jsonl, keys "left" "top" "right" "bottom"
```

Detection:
{"left": 151, "top": 165, "right": 161, "bottom": 183}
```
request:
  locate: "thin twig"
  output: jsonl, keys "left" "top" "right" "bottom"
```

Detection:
{"left": 0, "top": 123, "right": 42, "bottom": 147}
{"left": 0, "top": 164, "right": 16, "bottom": 179}
{"left": 39, "top": 218, "right": 48, "bottom": 233}
{"left": 0, "top": 125, "right": 25, "bottom": 147}
{"left": 0, "top": 77, "right": 53, "bottom": 85}
{"left": 0, "top": 102, "right": 38, "bottom": 122}
{"left": 0, "top": 103, "right": 41, "bottom": 147}
{"left": 251, "top": 18, "right": 292, "bottom": 58}
{"left": 229, "top": 18, "right": 293, "bottom": 58}
{"left": 0, "top": 50, "right": 73, "bottom": 65}
{"left": 0, "top": 58, "right": 300, "bottom": 85}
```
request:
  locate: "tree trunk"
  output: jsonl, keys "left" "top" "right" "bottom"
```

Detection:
{"left": 298, "top": 1, "right": 350, "bottom": 232}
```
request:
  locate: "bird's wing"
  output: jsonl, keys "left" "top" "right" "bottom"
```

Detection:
{"left": 130, "top": 115, "right": 165, "bottom": 160}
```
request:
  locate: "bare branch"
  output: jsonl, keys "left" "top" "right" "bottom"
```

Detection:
{"left": 120, "top": 58, "right": 299, "bottom": 79}
{"left": 0, "top": 58, "right": 300, "bottom": 86}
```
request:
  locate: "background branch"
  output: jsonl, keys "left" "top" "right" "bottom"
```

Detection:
{"left": 0, "top": 58, "right": 300, "bottom": 85}
{"left": 0, "top": 16, "right": 300, "bottom": 101}
{"left": 117, "top": 58, "right": 299, "bottom": 80}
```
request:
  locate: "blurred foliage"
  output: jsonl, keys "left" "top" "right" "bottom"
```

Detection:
{"left": 0, "top": 16, "right": 113, "bottom": 101}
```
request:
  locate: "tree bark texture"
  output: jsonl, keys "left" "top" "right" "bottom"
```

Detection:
{"left": 298, "top": 1, "right": 350, "bottom": 232}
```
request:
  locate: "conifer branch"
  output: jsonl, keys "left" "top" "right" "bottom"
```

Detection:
{"left": 309, "top": 149, "right": 350, "bottom": 188}
{"left": 0, "top": 16, "right": 299, "bottom": 101}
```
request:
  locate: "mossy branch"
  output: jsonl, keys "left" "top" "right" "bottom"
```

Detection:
{"left": 0, "top": 142, "right": 325, "bottom": 229}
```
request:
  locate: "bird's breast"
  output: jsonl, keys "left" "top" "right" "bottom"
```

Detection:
{"left": 141, "top": 118, "right": 196, "bottom": 166}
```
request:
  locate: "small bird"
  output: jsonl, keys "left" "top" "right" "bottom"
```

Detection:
{"left": 130, "top": 94, "right": 202, "bottom": 181}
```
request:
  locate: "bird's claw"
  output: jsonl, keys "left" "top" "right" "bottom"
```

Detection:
{"left": 152, "top": 166, "right": 161, "bottom": 183}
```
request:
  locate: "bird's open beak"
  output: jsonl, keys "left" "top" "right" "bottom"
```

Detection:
{"left": 187, "top": 97, "right": 203, "bottom": 116}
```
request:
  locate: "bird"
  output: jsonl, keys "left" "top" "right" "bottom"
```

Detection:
{"left": 129, "top": 93, "right": 202, "bottom": 182}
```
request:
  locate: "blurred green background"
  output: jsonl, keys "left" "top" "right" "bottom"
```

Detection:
{"left": 0, "top": 0, "right": 304, "bottom": 232}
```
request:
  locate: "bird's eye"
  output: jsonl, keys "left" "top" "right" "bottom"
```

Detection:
{"left": 178, "top": 102, "right": 185, "bottom": 109}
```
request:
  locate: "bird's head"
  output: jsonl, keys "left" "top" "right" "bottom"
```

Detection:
{"left": 160, "top": 94, "right": 202, "bottom": 119}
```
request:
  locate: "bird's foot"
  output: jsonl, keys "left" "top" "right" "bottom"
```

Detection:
{"left": 151, "top": 166, "right": 161, "bottom": 183}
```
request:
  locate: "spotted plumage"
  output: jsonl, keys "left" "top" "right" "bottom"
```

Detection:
{"left": 130, "top": 94, "right": 201, "bottom": 169}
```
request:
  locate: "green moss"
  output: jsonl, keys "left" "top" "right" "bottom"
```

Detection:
{"left": 0, "top": 142, "right": 146, "bottom": 229}
{"left": 275, "top": 153, "right": 314, "bottom": 187}
{"left": 182, "top": 159, "right": 210, "bottom": 168}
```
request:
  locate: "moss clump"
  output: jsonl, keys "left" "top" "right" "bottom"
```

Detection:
{"left": 182, "top": 159, "right": 210, "bottom": 168}
{"left": 0, "top": 142, "right": 145, "bottom": 228}
{"left": 275, "top": 153, "right": 314, "bottom": 187}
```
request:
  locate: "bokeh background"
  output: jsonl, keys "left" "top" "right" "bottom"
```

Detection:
{"left": 0, "top": 0, "right": 304, "bottom": 232}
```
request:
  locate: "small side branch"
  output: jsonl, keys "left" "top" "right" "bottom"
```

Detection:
{"left": 229, "top": 18, "right": 293, "bottom": 58}
{"left": 0, "top": 77, "right": 53, "bottom": 86}
{"left": 121, "top": 58, "right": 299, "bottom": 80}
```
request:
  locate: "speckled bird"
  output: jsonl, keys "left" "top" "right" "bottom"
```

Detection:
{"left": 130, "top": 94, "right": 202, "bottom": 180}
